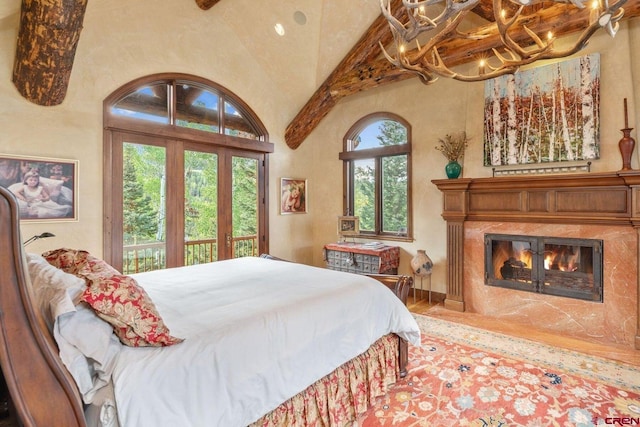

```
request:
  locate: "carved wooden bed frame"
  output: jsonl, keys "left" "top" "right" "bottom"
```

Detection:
{"left": 0, "top": 186, "right": 411, "bottom": 426}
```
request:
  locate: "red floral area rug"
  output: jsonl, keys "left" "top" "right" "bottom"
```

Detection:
{"left": 357, "top": 314, "right": 640, "bottom": 427}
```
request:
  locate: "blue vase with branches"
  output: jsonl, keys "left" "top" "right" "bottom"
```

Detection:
{"left": 445, "top": 161, "right": 462, "bottom": 179}
{"left": 436, "top": 132, "right": 468, "bottom": 179}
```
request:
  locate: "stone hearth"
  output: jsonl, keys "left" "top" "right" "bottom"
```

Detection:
{"left": 433, "top": 172, "right": 640, "bottom": 349}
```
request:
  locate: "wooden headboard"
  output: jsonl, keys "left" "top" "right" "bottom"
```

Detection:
{"left": 0, "top": 186, "right": 86, "bottom": 426}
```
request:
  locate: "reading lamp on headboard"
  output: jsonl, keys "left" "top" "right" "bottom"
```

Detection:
{"left": 23, "top": 232, "right": 55, "bottom": 246}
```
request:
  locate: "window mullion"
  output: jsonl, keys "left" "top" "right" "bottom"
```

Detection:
{"left": 168, "top": 81, "right": 176, "bottom": 126}
{"left": 219, "top": 94, "right": 224, "bottom": 134}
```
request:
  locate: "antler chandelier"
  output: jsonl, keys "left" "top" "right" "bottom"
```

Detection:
{"left": 380, "top": 0, "right": 626, "bottom": 84}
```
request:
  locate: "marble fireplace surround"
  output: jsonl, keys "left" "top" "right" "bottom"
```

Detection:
{"left": 433, "top": 171, "right": 640, "bottom": 349}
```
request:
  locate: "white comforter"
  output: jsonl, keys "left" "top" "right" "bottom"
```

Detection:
{"left": 112, "top": 257, "right": 421, "bottom": 427}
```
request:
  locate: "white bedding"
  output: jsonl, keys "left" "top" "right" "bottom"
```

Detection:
{"left": 111, "top": 256, "right": 420, "bottom": 427}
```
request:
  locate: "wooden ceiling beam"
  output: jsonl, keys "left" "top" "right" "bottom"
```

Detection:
{"left": 284, "top": 0, "right": 404, "bottom": 150}
{"left": 288, "top": 1, "right": 640, "bottom": 149}
{"left": 12, "top": 0, "right": 89, "bottom": 106}
{"left": 470, "top": 0, "right": 496, "bottom": 22}
{"left": 12, "top": 0, "right": 221, "bottom": 107}
{"left": 331, "top": 2, "right": 640, "bottom": 97}
{"left": 195, "top": 0, "right": 221, "bottom": 11}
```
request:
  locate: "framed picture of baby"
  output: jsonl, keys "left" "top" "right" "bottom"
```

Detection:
{"left": 0, "top": 154, "right": 78, "bottom": 222}
{"left": 280, "top": 178, "right": 307, "bottom": 214}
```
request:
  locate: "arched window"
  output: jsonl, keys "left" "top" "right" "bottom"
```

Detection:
{"left": 340, "top": 113, "right": 412, "bottom": 240}
{"left": 104, "top": 73, "right": 273, "bottom": 273}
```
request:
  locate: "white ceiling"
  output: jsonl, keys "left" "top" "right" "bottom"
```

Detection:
{"left": 215, "top": 0, "right": 381, "bottom": 101}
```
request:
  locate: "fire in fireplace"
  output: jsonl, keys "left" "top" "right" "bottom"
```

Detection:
{"left": 484, "top": 234, "right": 603, "bottom": 302}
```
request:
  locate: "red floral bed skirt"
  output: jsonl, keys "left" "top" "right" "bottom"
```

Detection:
{"left": 251, "top": 334, "right": 400, "bottom": 426}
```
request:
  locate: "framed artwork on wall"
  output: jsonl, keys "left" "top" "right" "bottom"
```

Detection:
{"left": 280, "top": 178, "right": 307, "bottom": 214}
{"left": 337, "top": 216, "right": 359, "bottom": 237}
{"left": 484, "top": 53, "right": 600, "bottom": 167}
{"left": 0, "top": 154, "right": 78, "bottom": 222}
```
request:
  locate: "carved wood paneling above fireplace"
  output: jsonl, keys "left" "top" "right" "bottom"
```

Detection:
{"left": 433, "top": 171, "right": 640, "bottom": 350}
{"left": 436, "top": 172, "right": 640, "bottom": 226}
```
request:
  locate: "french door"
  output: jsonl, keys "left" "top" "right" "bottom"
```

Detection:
{"left": 105, "top": 132, "right": 266, "bottom": 273}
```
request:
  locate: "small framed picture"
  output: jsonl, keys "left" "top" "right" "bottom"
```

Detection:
{"left": 280, "top": 178, "right": 307, "bottom": 214}
{"left": 0, "top": 154, "right": 78, "bottom": 222}
{"left": 338, "top": 216, "right": 359, "bottom": 236}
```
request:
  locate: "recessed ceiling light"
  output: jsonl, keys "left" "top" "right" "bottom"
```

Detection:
{"left": 293, "top": 11, "right": 307, "bottom": 25}
{"left": 274, "top": 23, "right": 285, "bottom": 36}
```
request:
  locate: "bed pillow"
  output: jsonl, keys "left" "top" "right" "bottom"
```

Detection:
{"left": 27, "top": 253, "right": 86, "bottom": 331}
{"left": 43, "top": 248, "right": 183, "bottom": 347}
{"left": 26, "top": 253, "right": 122, "bottom": 404}
{"left": 54, "top": 303, "right": 123, "bottom": 404}
{"left": 81, "top": 273, "right": 183, "bottom": 347}
{"left": 42, "top": 248, "right": 119, "bottom": 277}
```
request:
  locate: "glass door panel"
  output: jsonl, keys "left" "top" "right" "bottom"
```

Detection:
{"left": 382, "top": 154, "right": 408, "bottom": 234}
{"left": 231, "top": 156, "right": 258, "bottom": 258}
{"left": 353, "top": 158, "right": 375, "bottom": 232}
{"left": 118, "top": 139, "right": 264, "bottom": 271}
{"left": 184, "top": 151, "right": 219, "bottom": 265}
{"left": 175, "top": 83, "right": 220, "bottom": 133}
{"left": 224, "top": 101, "right": 259, "bottom": 140}
{"left": 111, "top": 83, "right": 169, "bottom": 124}
{"left": 122, "top": 142, "right": 166, "bottom": 274}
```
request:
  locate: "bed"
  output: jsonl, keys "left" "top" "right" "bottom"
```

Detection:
{"left": 0, "top": 185, "right": 421, "bottom": 427}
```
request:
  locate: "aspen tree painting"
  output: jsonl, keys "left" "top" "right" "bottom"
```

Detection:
{"left": 483, "top": 54, "right": 600, "bottom": 166}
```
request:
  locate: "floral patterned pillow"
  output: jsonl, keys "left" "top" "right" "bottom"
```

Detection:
{"left": 42, "top": 248, "right": 119, "bottom": 277}
{"left": 43, "top": 248, "right": 183, "bottom": 347}
{"left": 42, "top": 248, "right": 94, "bottom": 274}
{"left": 81, "top": 274, "right": 183, "bottom": 347}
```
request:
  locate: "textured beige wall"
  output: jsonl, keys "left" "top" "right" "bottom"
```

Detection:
{"left": 0, "top": 0, "right": 309, "bottom": 257}
{"left": 0, "top": 1, "right": 638, "bottom": 297}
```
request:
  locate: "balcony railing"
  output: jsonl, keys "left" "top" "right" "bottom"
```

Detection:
{"left": 122, "top": 242, "right": 166, "bottom": 274}
{"left": 123, "top": 235, "right": 258, "bottom": 274}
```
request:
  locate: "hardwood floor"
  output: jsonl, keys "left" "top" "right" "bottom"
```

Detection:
{"left": 408, "top": 292, "right": 640, "bottom": 368}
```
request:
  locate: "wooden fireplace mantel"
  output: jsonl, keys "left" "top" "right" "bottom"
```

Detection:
{"left": 432, "top": 171, "right": 640, "bottom": 226}
{"left": 432, "top": 171, "right": 640, "bottom": 349}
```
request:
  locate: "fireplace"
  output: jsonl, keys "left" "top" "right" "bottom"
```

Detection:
{"left": 485, "top": 234, "right": 603, "bottom": 302}
{"left": 432, "top": 172, "right": 640, "bottom": 349}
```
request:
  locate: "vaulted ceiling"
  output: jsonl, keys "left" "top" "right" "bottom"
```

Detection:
{"left": 7, "top": 0, "right": 640, "bottom": 149}
{"left": 284, "top": 0, "right": 640, "bottom": 149}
